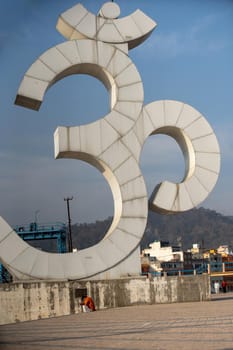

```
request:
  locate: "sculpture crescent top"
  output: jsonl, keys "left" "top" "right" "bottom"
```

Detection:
{"left": 56, "top": 2, "right": 157, "bottom": 50}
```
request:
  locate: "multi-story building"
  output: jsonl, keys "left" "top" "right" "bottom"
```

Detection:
{"left": 142, "top": 240, "right": 183, "bottom": 262}
{"left": 141, "top": 240, "right": 192, "bottom": 275}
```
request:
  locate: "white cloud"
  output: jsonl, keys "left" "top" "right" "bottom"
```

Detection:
{"left": 144, "top": 13, "right": 230, "bottom": 58}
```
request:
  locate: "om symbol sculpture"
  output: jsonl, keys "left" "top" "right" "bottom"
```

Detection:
{"left": 0, "top": 2, "right": 220, "bottom": 280}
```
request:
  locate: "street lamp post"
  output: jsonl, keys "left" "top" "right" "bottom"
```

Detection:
{"left": 64, "top": 197, "right": 73, "bottom": 252}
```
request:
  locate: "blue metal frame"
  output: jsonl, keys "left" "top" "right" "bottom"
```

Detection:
{"left": 14, "top": 222, "right": 67, "bottom": 253}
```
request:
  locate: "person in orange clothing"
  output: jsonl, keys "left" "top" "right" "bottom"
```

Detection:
{"left": 80, "top": 295, "right": 96, "bottom": 312}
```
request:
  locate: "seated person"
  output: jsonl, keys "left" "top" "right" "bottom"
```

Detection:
{"left": 80, "top": 295, "right": 96, "bottom": 312}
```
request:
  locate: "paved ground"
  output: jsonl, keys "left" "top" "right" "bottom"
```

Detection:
{"left": 0, "top": 293, "right": 233, "bottom": 350}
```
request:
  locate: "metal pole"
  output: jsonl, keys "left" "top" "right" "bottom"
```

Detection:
{"left": 64, "top": 197, "right": 73, "bottom": 252}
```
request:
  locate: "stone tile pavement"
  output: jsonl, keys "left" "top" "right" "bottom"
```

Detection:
{"left": 0, "top": 293, "right": 233, "bottom": 350}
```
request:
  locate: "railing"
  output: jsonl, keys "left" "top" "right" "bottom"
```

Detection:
{"left": 142, "top": 268, "right": 204, "bottom": 277}
{"left": 208, "top": 262, "right": 233, "bottom": 275}
{"left": 14, "top": 222, "right": 66, "bottom": 233}
{"left": 142, "top": 261, "right": 233, "bottom": 278}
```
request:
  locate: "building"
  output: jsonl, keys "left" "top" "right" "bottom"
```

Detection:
{"left": 141, "top": 240, "right": 193, "bottom": 276}
{"left": 217, "top": 245, "right": 230, "bottom": 257}
{"left": 142, "top": 240, "right": 183, "bottom": 262}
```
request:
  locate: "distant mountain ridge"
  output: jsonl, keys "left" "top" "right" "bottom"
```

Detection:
{"left": 71, "top": 207, "right": 233, "bottom": 251}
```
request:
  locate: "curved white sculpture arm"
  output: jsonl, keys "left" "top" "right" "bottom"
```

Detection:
{"left": 15, "top": 39, "right": 144, "bottom": 116}
{"left": 134, "top": 100, "right": 221, "bottom": 213}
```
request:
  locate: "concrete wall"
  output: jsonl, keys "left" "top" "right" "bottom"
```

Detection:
{"left": 0, "top": 275, "right": 210, "bottom": 325}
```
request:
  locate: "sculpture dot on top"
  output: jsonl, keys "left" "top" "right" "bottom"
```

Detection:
{"left": 99, "top": 2, "right": 121, "bottom": 19}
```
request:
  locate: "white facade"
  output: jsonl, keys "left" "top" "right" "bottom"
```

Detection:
{"left": 217, "top": 245, "right": 230, "bottom": 256}
{"left": 190, "top": 243, "right": 201, "bottom": 255}
{"left": 143, "top": 241, "right": 184, "bottom": 262}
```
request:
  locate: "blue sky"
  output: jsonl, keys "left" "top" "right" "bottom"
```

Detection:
{"left": 0, "top": 0, "right": 232, "bottom": 227}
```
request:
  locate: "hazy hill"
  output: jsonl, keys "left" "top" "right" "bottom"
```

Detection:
{"left": 71, "top": 207, "right": 233, "bottom": 252}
